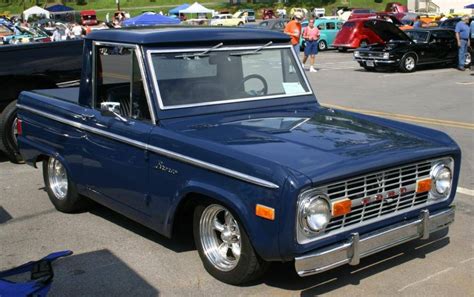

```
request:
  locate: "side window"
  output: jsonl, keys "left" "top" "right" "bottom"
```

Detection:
{"left": 317, "top": 23, "right": 326, "bottom": 30}
{"left": 326, "top": 22, "right": 336, "bottom": 30}
{"left": 94, "top": 45, "right": 151, "bottom": 122}
{"left": 336, "top": 22, "right": 342, "bottom": 30}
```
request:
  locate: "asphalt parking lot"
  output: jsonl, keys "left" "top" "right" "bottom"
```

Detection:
{"left": 1, "top": 50, "right": 473, "bottom": 296}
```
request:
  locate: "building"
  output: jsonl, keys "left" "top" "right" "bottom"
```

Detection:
{"left": 408, "top": 0, "right": 473, "bottom": 13}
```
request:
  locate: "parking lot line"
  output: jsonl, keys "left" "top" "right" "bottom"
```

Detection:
{"left": 457, "top": 187, "right": 474, "bottom": 196}
{"left": 322, "top": 103, "right": 474, "bottom": 130}
{"left": 397, "top": 267, "right": 454, "bottom": 292}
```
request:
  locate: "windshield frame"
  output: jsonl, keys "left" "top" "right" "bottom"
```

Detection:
{"left": 146, "top": 45, "right": 314, "bottom": 110}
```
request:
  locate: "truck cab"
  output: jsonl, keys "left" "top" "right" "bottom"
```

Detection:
{"left": 16, "top": 27, "right": 460, "bottom": 285}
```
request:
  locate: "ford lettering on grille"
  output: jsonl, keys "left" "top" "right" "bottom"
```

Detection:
{"left": 321, "top": 160, "right": 432, "bottom": 233}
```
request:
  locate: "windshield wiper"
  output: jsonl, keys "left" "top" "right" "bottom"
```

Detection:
{"left": 229, "top": 41, "right": 273, "bottom": 56}
{"left": 174, "top": 43, "right": 223, "bottom": 59}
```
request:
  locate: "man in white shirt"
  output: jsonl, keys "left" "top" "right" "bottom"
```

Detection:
{"left": 72, "top": 23, "right": 83, "bottom": 39}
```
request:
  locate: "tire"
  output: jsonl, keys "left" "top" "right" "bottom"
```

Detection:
{"left": 193, "top": 203, "right": 267, "bottom": 285}
{"left": 318, "top": 40, "right": 327, "bottom": 51}
{"left": 43, "top": 157, "right": 88, "bottom": 213}
{"left": 237, "top": 22, "right": 243, "bottom": 27}
{"left": 0, "top": 100, "right": 24, "bottom": 163}
{"left": 399, "top": 53, "right": 417, "bottom": 72}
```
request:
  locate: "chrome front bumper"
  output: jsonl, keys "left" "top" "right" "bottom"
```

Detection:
{"left": 295, "top": 207, "right": 455, "bottom": 277}
{"left": 354, "top": 57, "right": 397, "bottom": 64}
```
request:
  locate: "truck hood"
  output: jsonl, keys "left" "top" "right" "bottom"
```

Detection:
{"left": 165, "top": 104, "right": 457, "bottom": 186}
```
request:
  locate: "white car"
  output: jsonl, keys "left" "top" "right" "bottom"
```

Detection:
{"left": 210, "top": 14, "right": 246, "bottom": 26}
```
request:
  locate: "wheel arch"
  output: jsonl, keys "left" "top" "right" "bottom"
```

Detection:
{"left": 169, "top": 183, "right": 254, "bottom": 241}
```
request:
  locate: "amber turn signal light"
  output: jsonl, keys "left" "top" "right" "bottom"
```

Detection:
{"left": 255, "top": 204, "right": 275, "bottom": 221}
{"left": 416, "top": 178, "right": 432, "bottom": 193}
{"left": 331, "top": 198, "right": 352, "bottom": 217}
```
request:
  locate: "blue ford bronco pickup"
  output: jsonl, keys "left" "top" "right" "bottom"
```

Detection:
{"left": 16, "top": 27, "right": 460, "bottom": 285}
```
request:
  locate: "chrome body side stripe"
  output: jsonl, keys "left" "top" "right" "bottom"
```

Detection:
{"left": 17, "top": 104, "right": 280, "bottom": 189}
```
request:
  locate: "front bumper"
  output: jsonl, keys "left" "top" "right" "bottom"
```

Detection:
{"left": 355, "top": 57, "right": 398, "bottom": 66}
{"left": 295, "top": 207, "right": 455, "bottom": 277}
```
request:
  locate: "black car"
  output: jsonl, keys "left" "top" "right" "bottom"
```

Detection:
{"left": 353, "top": 21, "right": 471, "bottom": 72}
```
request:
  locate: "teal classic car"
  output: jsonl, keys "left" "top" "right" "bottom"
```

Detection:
{"left": 300, "top": 18, "right": 343, "bottom": 51}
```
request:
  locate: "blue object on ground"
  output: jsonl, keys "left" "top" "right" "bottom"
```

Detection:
{"left": 0, "top": 250, "right": 73, "bottom": 297}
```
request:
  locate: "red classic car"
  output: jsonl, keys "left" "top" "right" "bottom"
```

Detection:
{"left": 333, "top": 18, "right": 386, "bottom": 51}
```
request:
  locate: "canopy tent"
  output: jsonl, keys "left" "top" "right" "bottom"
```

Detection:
{"left": 169, "top": 3, "right": 190, "bottom": 15}
{"left": 465, "top": 4, "right": 474, "bottom": 9}
{"left": 179, "top": 2, "right": 214, "bottom": 14}
{"left": 122, "top": 12, "right": 180, "bottom": 27}
{"left": 23, "top": 6, "right": 50, "bottom": 20}
{"left": 46, "top": 4, "right": 74, "bottom": 13}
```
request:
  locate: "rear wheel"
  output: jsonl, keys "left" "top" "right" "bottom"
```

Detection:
{"left": 43, "top": 157, "right": 88, "bottom": 213}
{"left": 193, "top": 203, "right": 267, "bottom": 285}
{"left": 400, "top": 54, "right": 417, "bottom": 72}
{"left": 464, "top": 52, "right": 471, "bottom": 68}
{"left": 318, "top": 40, "right": 327, "bottom": 51}
{"left": 0, "top": 100, "right": 24, "bottom": 163}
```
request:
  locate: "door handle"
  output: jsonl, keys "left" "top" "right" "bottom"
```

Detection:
{"left": 73, "top": 114, "right": 96, "bottom": 121}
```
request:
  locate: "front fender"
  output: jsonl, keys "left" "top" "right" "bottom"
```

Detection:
{"left": 166, "top": 179, "right": 283, "bottom": 261}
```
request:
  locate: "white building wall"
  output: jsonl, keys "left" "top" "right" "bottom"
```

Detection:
{"left": 408, "top": 0, "right": 473, "bottom": 13}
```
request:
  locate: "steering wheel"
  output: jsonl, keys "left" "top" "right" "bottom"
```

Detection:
{"left": 239, "top": 74, "right": 268, "bottom": 96}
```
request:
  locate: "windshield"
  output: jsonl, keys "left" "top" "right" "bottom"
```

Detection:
{"left": 405, "top": 30, "right": 429, "bottom": 42}
{"left": 149, "top": 46, "right": 311, "bottom": 109}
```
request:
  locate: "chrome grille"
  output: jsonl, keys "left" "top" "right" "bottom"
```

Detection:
{"left": 324, "top": 160, "right": 432, "bottom": 232}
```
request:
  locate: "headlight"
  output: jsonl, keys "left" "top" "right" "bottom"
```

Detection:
{"left": 354, "top": 51, "right": 360, "bottom": 58}
{"left": 429, "top": 161, "right": 453, "bottom": 200}
{"left": 383, "top": 52, "right": 390, "bottom": 59}
{"left": 298, "top": 193, "right": 331, "bottom": 234}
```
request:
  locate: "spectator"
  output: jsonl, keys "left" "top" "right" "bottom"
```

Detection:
{"left": 439, "top": 13, "right": 447, "bottom": 22}
{"left": 302, "top": 18, "right": 320, "bottom": 72}
{"left": 52, "top": 27, "right": 61, "bottom": 42}
{"left": 413, "top": 15, "right": 423, "bottom": 29}
{"left": 284, "top": 12, "right": 303, "bottom": 55}
{"left": 455, "top": 15, "right": 471, "bottom": 71}
{"left": 72, "top": 23, "right": 83, "bottom": 39}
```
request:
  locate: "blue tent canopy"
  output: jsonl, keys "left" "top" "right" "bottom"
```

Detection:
{"left": 464, "top": 3, "right": 474, "bottom": 9}
{"left": 46, "top": 4, "right": 74, "bottom": 12}
{"left": 169, "top": 3, "right": 190, "bottom": 15}
{"left": 123, "top": 13, "right": 180, "bottom": 27}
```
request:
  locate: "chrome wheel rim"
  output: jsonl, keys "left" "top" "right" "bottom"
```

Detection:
{"left": 199, "top": 204, "right": 241, "bottom": 271}
{"left": 465, "top": 53, "right": 471, "bottom": 65}
{"left": 47, "top": 158, "right": 68, "bottom": 200}
{"left": 405, "top": 56, "right": 415, "bottom": 70}
{"left": 11, "top": 117, "right": 18, "bottom": 146}
{"left": 319, "top": 41, "right": 326, "bottom": 50}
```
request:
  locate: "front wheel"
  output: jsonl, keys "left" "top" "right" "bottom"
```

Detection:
{"left": 43, "top": 157, "right": 88, "bottom": 213}
{"left": 400, "top": 54, "right": 417, "bottom": 72}
{"left": 0, "top": 100, "right": 24, "bottom": 163}
{"left": 193, "top": 203, "right": 267, "bottom": 284}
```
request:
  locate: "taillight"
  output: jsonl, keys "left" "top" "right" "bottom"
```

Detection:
{"left": 16, "top": 118, "right": 23, "bottom": 137}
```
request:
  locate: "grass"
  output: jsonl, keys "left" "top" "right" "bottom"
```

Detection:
{"left": 1, "top": 0, "right": 407, "bottom": 19}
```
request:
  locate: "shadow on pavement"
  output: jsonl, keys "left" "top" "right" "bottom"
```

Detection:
{"left": 50, "top": 249, "right": 159, "bottom": 296}
{"left": 89, "top": 203, "right": 195, "bottom": 253}
{"left": 0, "top": 151, "right": 9, "bottom": 163}
{"left": 261, "top": 229, "right": 450, "bottom": 295}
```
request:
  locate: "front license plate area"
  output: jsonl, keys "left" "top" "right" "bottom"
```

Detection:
{"left": 366, "top": 60, "right": 375, "bottom": 67}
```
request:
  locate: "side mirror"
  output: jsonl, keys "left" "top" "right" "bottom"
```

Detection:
{"left": 100, "top": 102, "right": 128, "bottom": 123}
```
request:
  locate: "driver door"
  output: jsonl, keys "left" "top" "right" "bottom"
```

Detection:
{"left": 82, "top": 43, "right": 154, "bottom": 214}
